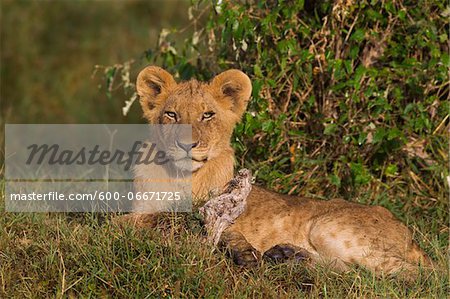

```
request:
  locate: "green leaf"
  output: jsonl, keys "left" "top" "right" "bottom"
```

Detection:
{"left": 350, "top": 162, "right": 371, "bottom": 186}
{"left": 358, "top": 132, "right": 368, "bottom": 145}
{"left": 324, "top": 123, "right": 338, "bottom": 135}
{"left": 387, "top": 128, "right": 401, "bottom": 140}
{"left": 350, "top": 29, "right": 365, "bottom": 42}
{"left": 329, "top": 174, "right": 341, "bottom": 187}
{"left": 262, "top": 120, "right": 274, "bottom": 132}
{"left": 385, "top": 164, "right": 398, "bottom": 177}
{"left": 254, "top": 64, "right": 263, "bottom": 77}
{"left": 372, "top": 128, "right": 386, "bottom": 144}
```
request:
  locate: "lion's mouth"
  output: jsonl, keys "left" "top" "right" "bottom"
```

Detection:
{"left": 192, "top": 157, "right": 208, "bottom": 163}
{"left": 179, "top": 151, "right": 208, "bottom": 162}
{"left": 167, "top": 146, "right": 209, "bottom": 172}
{"left": 173, "top": 155, "right": 208, "bottom": 172}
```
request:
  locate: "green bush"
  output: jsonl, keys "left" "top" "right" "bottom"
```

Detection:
{"left": 108, "top": 0, "right": 448, "bottom": 209}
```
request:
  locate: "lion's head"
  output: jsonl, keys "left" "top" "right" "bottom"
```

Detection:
{"left": 136, "top": 66, "right": 252, "bottom": 173}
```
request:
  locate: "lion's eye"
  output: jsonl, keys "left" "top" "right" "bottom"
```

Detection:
{"left": 202, "top": 111, "right": 215, "bottom": 121}
{"left": 165, "top": 111, "right": 177, "bottom": 120}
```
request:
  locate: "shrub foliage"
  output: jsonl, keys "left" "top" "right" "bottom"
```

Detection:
{"left": 109, "top": 0, "right": 449, "bottom": 208}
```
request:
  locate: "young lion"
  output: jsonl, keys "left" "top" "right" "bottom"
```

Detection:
{"left": 134, "top": 66, "right": 431, "bottom": 280}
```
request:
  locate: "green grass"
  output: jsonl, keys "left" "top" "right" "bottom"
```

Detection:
{"left": 1, "top": 190, "right": 448, "bottom": 298}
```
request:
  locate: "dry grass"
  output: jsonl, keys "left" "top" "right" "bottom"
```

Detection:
{"left": 0, "top": 190, "right": 448, "bottom": 298}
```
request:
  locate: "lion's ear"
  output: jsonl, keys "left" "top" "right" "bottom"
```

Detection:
{"left": 136, "top": 66, "right": 176, "bottom": 114}
{"left": 210, "top": 70, "right": 252, "bottom": 119}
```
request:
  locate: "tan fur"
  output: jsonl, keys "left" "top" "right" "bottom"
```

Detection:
{"left": 132, "top": 66, "right": 432, "bottom": 280}
{"left": 131, "top": 66, "right": 251, "bottom": 212}
{"left": 225, "top": 187, "right": 432, "bottom": 280}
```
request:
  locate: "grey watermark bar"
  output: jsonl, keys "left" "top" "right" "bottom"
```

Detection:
{"left": 5, "top": 124, "right": 193, "bottom": 212}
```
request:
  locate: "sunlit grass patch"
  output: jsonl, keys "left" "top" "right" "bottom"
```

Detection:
{"left": 1, "top": 190, "right": 448, "bottom": 298}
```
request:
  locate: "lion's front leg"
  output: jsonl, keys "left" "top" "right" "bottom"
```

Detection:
{"left": 219, "top": 228, "right": 261, "bottom": 267}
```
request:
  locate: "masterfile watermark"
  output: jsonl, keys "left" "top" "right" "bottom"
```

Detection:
{"left": 5, "top": 124, "right": 193, "bottom": 212}
{"left": 26, "top": 141, "right": 169, "bottom": 171}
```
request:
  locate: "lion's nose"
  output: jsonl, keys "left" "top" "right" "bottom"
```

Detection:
{"left": 176, "top": 141, "right": 199, "bottom": 153}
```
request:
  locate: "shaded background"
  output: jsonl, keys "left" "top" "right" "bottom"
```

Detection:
{"left": 1, "top": 0, "right": 189, "bottom": 124}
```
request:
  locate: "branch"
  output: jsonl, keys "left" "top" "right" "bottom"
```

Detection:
{"left": 199, "top": 169, "right": 253, "bottom": 246}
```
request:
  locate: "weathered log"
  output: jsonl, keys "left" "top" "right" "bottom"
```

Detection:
{"left": 199, "top": 169, "right": 253, "bottom": 245}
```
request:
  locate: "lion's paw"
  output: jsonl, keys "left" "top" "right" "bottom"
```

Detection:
{"left": 263, "top": 244, "right": 310, "bottom": 263}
